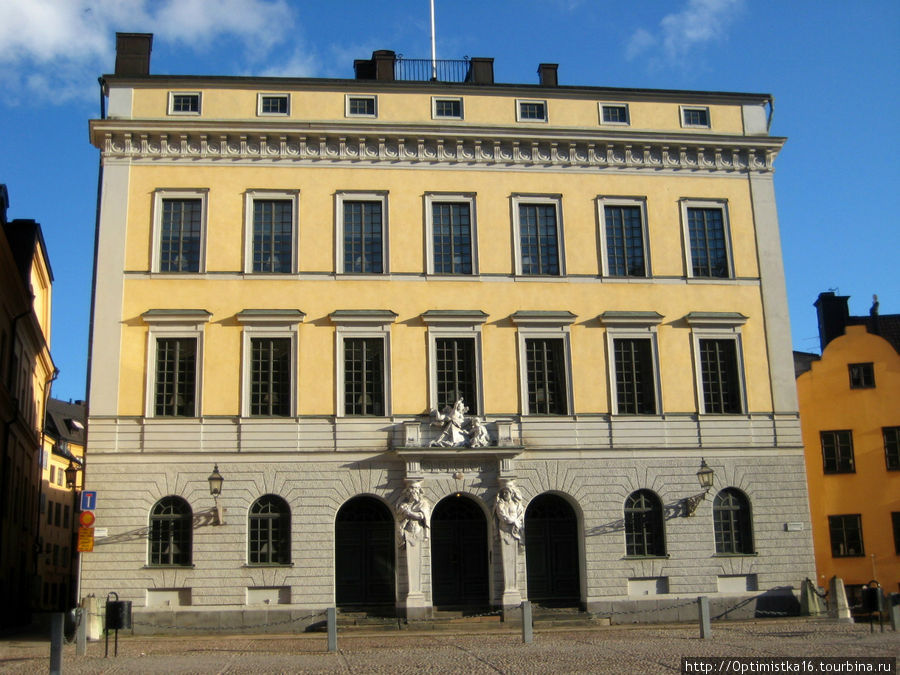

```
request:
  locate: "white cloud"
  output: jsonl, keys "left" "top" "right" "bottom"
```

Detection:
{"left": 0, "top": 0, "right": 297, "bottom": 105}
{"left": 626, "top": 0, "right": 743, "bottom": 66}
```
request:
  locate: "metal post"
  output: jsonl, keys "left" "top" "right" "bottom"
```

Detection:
{"left": 522, "top": 600, "right": 533, "bottom": 643}
{"left": 326, "top": 607, "right": 337, "bottom": 652}
{"left": 698, "top": 596, "right": 711, "bottom": 639}
{"left": 50, "top": 612, "right": 64, "bottom": 675}
{"left": 889, "top": 595, "right": 899, "bottom": 631}
{"left": 76, "top": 607, "right": 86, "bottom": 656}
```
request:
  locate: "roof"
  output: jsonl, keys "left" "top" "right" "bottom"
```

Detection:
{"left": 846, "top": 313, "right": 900, "bottom": 355}
{"left": 45, "top": 398, "right": 86, "bottom": 447}
{"left": 793, "top": 351, "right": 820, "bottom": 378}
{"left": 2, "top": 218, "right": 54, "bottom": 285}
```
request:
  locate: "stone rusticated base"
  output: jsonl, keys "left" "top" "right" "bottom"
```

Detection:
{"left": 587, "top": 590, "right": 801, "bottom": 625}
{"left": 129, "top": 608, "right": 327, "bottom": 635}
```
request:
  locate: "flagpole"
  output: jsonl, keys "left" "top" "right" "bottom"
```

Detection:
{"left": 430, "top": 0, "right": 437, "bottom": 81}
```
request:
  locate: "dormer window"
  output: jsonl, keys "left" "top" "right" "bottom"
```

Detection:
{"left": 168, "top": 92, "right": 200, "bottom": 115}
{"left": 681, "top": 106, "right": 710, "bottom": 128}
{"left": 258, "top": 94, "right": 289, "bottom": 116}
{"left": 517, "top": 99, "right": 547, "bottom": 122}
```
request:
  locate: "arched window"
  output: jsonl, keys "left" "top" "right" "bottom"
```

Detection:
{"left": 248, "top": 495, "right": 291, "bottom": 564}
{"left": 713, "top": 488, "right": 753, "bottom": 554}
{"left": 624, "top": 490, "right": 665, "bottom": 556}
{"left": 149, "top": 496, "right": 192, "bottom": 566}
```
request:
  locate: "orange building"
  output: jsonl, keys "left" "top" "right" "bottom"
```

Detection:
{"left": 796, "top": 292, "right": 900, "bottom": 602}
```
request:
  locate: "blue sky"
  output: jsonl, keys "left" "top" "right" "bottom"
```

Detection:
{"left": 2, "top": 0, "right": 898, "bottom": 403}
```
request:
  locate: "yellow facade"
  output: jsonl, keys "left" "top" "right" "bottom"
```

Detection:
{"left": 798, "top": 325, "right": 900, "bottom": 595}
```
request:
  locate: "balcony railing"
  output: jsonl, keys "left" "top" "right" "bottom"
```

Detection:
{"left": 395, "top": 56, "right": 471, "bottom": 83}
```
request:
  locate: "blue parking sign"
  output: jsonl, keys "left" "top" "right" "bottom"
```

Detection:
{"left": 81, "top": 491, "right": 97, "bottom": 511}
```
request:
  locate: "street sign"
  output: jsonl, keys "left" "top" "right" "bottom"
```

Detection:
{"left": 77, "top": 527, "right": 94, "bottom": 553}
{"left": 79, "top": 511, "right": 96, "bottom": 528}
{"left": 81, "top": 491, "right": 97, "bottom": 511}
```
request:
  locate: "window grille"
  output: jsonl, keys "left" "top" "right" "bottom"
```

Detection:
{"left": 519, "top": 204, "right": 559, "bottom": 275}
{"left": 624, "top": 490, "right": 665, "bottom": 556}
{"left": 432, "top": 202, "right": 472, "bottom": 274}
{"left": 344, "top": 338, "right": 384, "bottom": 415}
{"left": 154, "top": 338, "right": 196, "bottom": 417}
{"left": 149, "top": 496, "right": 192, "bottom": 566}
{"left": 713, "top": 489, "right": 753, "bottom": 554}
{"left": 525, "top": 338, "right": 567, "bottom": 414}
{"left": 159, "top": 199, "right": 202, "bottom": 272}
{"left": 248, "top": 495, "right": 291, "bottom": 565}
{"left": 250, "top": 338, "right": 291, "bottom": 416}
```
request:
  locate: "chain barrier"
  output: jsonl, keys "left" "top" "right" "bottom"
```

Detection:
{"left": 81, "top": 608, "right": 328, "bottom": 633}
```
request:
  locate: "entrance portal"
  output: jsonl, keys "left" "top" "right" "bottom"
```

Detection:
{"left": 335, "top": 496, "right": 395, "bottom": 610}
{"left": 524, "top": 493, "right": 580, "bottom": 606}
{"left": 430, "top": 495, "right": 489, "bottom": 609}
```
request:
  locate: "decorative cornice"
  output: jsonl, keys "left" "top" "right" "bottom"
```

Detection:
{"left": 92, "top": 121, "right": 782, "bottom": 174}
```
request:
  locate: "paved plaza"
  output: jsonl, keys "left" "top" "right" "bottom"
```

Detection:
{"left": 1, "top": 619, "right": 898, "bottom": 674}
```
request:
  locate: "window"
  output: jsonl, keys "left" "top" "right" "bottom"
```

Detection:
{"left": 713, "top": 488, "right": 753, "bottom": 554}
{"left": 892, "top": 512, "right": 900, "bottom": 555}
{"left": 600, "top": 199, "right": 648, "bottom": 277}
{"left": 248, "top": 495, "right": 291, "bottom": 565}
{"left": 821, "top": 430, "right": 855, "bottom": 473}
{"left": 517, "top": 99, "right": 547, "bottom": 122}
{"left": 423, "top": 310, "right": 486, "bottom": 415}
{"left": 250, "top": 338, "right": 291, "bottom": 417}
{"left": 681, "top": 106, "right": 710, "bottom": 128}
{"left": 828, "top": 514, "right": 864, "bottom": 557}
{"left": 884, "top": 427, "right": 900, "bottom": 470}
{"left": 848, "top": 362, "right": 875, "bottom": 389}
{"left": 246, "top": 192, "right": 297, "bottom": 273}
{"left": 63, "top": 505, "right": 69, "bottom": 528}
{"left": 698, "top": 339, "right": 742, "bottom": 413}
{"left": 624, "top": 490, "right": 665, "bottom": 556}
{"left": 514, "top": 196, "right": 564, "bottom": 276}
{"left": 143, "top": 309, "right": 210, "bottom": 418}
{"left": 168, "top": 92, "right": 200, "bottom": 115}
{"left": 600, "top": 103, "right": 629, "bottom": 125}
{"left": 47, "top": 500, "right": 53, "bottom": 525}
{"left": 55, "top": 502, "right": 61, "bottom": 526}
{"left": 346, "top": 95, "right": 377, "bottom": 117}
{"left": 153, "top": 190, "right": 207, "bottom": 273}
{"left": 427, "top": 195, "right": 475, "bottom": 275}
{"left": 331, "top": 310, "right": 395, "bottom": 417}
{"left": 258, "top": 93, "right": 289, "bottom": 116}
{"left": 684, "top": 203, "right": 731, "bottom": 278}
{"left": 513, "top": 312, "right": 574, "bottom": 416}
{"left": 613, "top": 339, "right": 657, "bottom": 415}
{"left": 149, "top": 496, "right": 192, "bottom": 566}
{"left": 237, "top": 310, "right": 303, "bottom": 418}
{"left": 154, "top": 338, "right": 197, "bottom": 417}
{"left": 433, "top": 97, "right": 463, "bottom": 119}
{"left": 337, "top": 193, "right": 388, "bottom": 274}
{"left": 49, "top": 466, "right": 55, "bottom": 484}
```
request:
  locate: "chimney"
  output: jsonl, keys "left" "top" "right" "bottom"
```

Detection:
{"left": 814, "top": 292, "right": 850, "bottom": 352}
{"left": 537, "top": 63, "right": 558, "bottom": 87}
{"left": 114, "top": 32, "right": 153, "bottom": 76}
{"left": 465, "top": 57, "right": 494, "bottom": 85}
{"left": 354, "top": 50, "right": 396, "bottom": 81}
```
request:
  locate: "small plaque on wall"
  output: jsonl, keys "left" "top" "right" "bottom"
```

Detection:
{"left": 784, "top": 522, "right": 804, "bottom": 531}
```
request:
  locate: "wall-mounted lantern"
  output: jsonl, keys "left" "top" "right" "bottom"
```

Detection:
{"left": 682, "top": 458, "right": 715, "bottom": 517}
{"left": 208, "top": 464, "right": 225, "bottom": 525}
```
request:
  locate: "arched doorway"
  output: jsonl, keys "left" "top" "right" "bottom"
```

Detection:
{"left": 335, "top": 496, "right": 395, "bottom": 610}
{"left": 525, "top": 493, "right": 580, "bottom": 606}
{"left": 431, "top": 495, "right": 489, "bottom": 609}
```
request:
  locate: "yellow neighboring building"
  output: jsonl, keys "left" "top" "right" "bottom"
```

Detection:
{"left": 0, "top": 184, "right": 56, "bottom": 628}
{"left": 81, "top": 34, "right": 814, "bottom": 629}
{"left": 796, "top": 293, "right": 900, "bottom": 601}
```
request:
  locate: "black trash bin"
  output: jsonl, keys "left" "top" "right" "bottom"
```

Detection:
{"left": 105, "top": 600, "right": 132, "bottom": 630}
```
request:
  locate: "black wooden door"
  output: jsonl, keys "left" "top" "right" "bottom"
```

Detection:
{"left": 525, "top": 493, "right": 580, "bottom": 606}
{"left": 335, "top": 497, "right": 395, "bottom": 608}
{"left": 431, "top": 496, "right": 489, "bottom": 608}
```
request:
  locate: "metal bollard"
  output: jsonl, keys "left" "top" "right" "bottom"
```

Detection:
{"left": 50, "top": 612, "right": 64, "bottom": 675}
{"left": 76, "top": 607, "right": 87, "bottom": 656}
{"left": 522, "top": 600, "right": 533, "bottom": 644}
{"left": 326, "top": 607, "right": 337, "bottom": 652}
{"left": 890, "top": 594, "right": 899, "bottom": 632}
{"left": 698, "top": 596, "right": 711, "bottom": 639}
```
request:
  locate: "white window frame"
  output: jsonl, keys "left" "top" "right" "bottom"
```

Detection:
{"left": 422, "top": 311, "right": 487, "bottom": 415}
{"left": 600, "top": 312, "right": 663, "bottom": 416}
{"left": 335, "top": 191, "right": 389, "bottom": 275}
{"left": 680, "top": 198, "right": 734, "bottom": 280}
{"left": 345, "top": 94, "right": 377, "bottom": 118}
{"left": 599, "top": 102, "right": 630, "bottom": 126}
{"left": 330, "top": 311, "right": 396, "bottom": 417}
{"left": 142, "top": 310, "right": 211, "bottom": 418}
{"left": 511, "top": 312, "right": 575, "bottom": 416}
{"left": 597, "top": 196, "right": 651, "bottom": 278}
{"left": 151, "top": 189, "right": 208, "bottom": 274}
{"left": 680, "top": 105, "right": 711, "bottom": 129}
{"left": 237, "top": 311, "right": 304, "bottom": 418}
{"left": 425, "top": 193, "right": 478, "bottom": 276}
{"left": 257, "top": 93, "right": 290, "bottom": 116}
{"left": 685, "top": 313, "right": 748, "bottom": 415}
{"left": 512, "top": 194, "right": 565, "bottom": 276}
{"left": 431, "top": 96, "right": 464, "bottom": 120}
{"left": 516, "top": 98, "right": 548, "bottom": 123}
{"left": 243, "top": 190, "right": 299, "bottom": 274}
{"left": 167, "top": 91, "right": 201, "bottom": 116}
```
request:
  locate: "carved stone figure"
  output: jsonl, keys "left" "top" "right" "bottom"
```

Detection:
{"left": 429, "top": 397, "right": 493, "bottom": 448}
{"left": 396, "top": 481, "right": 431, "bottom": 596}
{"left": 494, "top": 480, "right": 525, "bottom": 594}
